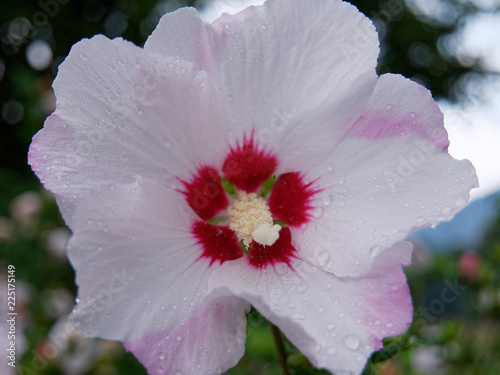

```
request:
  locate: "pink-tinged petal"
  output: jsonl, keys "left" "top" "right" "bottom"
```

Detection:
{"left": 208, "top": 242, "right": 413, "bottom": 375}
{"left": 192, "top": 221, "right": 244, "bottom": 265}
{"left": 66, "top": 177, "right": 244, "bottom": 374}
{"left": 294, "top": 74, "right": 478, "bottom": 278}
{"left": 268, "top": 172, "right": 319, "bottom": 227}
{"left": 124, "top": 296, "right": 250, "bottom": 375}
{"left": 28, "top": 35, "right": 231, "bottom": 224}
{"left": 146, "top": 0, "right": 379, "bottom": 171}
{"left": 181, "top": 166, "right": 228, "bottom": 221}
{"left": 346, "top": 74, "right": 449, "bottom": 149}
{"left": 222, "top": 134, "right": 278, "bottom": 192}
{"left": 248, "top": 226, "right": 297, "bottom": 269}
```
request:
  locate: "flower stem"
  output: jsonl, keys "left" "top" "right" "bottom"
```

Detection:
{"left": 269, "top": 322, "right": 290, "bottom": 375}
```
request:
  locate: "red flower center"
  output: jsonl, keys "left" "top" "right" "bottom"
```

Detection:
{"left": 181, "top": 135, "right": 319, "bottom": 269}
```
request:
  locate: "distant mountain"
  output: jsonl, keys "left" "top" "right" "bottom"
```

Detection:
{"left": 408, "top": 191, "right": 500, "bottom": 252}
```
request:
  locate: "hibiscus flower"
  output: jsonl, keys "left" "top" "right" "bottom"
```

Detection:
{"left": 28, "top": 0, "right": 478, "bottom": 374}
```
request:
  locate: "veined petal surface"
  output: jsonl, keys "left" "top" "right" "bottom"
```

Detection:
{"left": 294, "top": 74, "right": 478, "bottom": 277}
{"left": 67, "top": 178, "right": 249, "bottom": 374}
{"left": 146, "top": 0, "right": 380, "bottom": 171}
{"left": 208, "top": 242, "right": 413, "bottom": 375}
{"left": 29, "top": 35, "right": 232, "bottom": 224}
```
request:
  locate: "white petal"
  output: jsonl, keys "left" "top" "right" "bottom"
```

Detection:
{"left": 208, "top": 242, "right": 413, "bottom": 375}
{"left": 296, "top": 74, "right": 478, "bottom": 277}
{"left": 146, "top": 0, "right": 380, "bottom": 170}
{"left": 29, "top": 35, "right": 231, "bottom": 223}
{"left": 67, "top": 178, "right": 249, "bottom": 374}
{"left": 124, "top": 296, "right": 249, "bottom": 375}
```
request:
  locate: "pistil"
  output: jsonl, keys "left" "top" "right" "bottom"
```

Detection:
{"left": 227, "top": 191, "right": 281, "bottom": 247}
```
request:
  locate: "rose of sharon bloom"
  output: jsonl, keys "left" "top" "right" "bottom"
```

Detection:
{"left": 28, "top": 0, "right": 478, "bottom": 374}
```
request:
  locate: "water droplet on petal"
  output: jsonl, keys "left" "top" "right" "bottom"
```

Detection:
{"left": 322, "top": 194, "right": 333, "bottom": 206}
{"left": 326, "top": 323, "right": 334, "bottom": 330}
{"left": 327, "top": 347, "right": 337, "bottom": 355}
{"left": 292, "top": 312, "right": 306, "bottom": 320}
{"left": 385, "top": 104, "right": 393, "bottom": 110}
{"left": 455, "top": 197, "right": 466, "bottom": 207}
{"left": 158, "top": 353, "right": 165, "bottom": 360}
{"left": 79, "top": 53, "right": 87, "bottom": 60}
{"left": 275, "top": 263, "right": 289, "bottom": 276}
{"left": 312, "top": 207, "right": 324, "bottom": 218}
{"left": 343, "top": 334, "right": 360, "bottom": 350}
{"left": 176, "top": 336, "right": 182, "bottom": 341}
{"left": 410, "top": 112, "right": 416, "bottom": 118}
{"left": 369, "top": 245, "right": 382, "bottom": 258}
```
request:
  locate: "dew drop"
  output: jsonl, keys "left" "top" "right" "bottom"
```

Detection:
{"left": 410, "top": 112, "right": 416, "bottom": 118}
{"left": 317, "top": 250, "right": 330, "bottom": 267}
{"left": 338, "top": 176, "right": 346, "bottom": 185}
{"left": 322, "top": 194, "right": 333, "bottom": 206}
{"left": 326, "top": 323, "right": 335, "bottom": 330}
{"left": 281, "top": 180, "right": 290, "bottom": 191}
{"left": 158, "top": 353, "right": 165, "bottom": 360}
{"left": 312, "top": 207, "right": 324, "bottom": 218}
{"left": 176, "top": 336, "right": 182, "bottom": 341}
{"left": 287, "top": 302, "right": 295, "bottom": 309}
{"left": 79, "top": 53, "right": 87, "bottom": 60}
{"left": 296, "top": 283, "right": 308, "bottom": 294}
{"left": 292, "top": 312, "right": 306, "bottom": 320}
{"left": 369, "top": 245, "right": 382, "bottom": 258}
{"left": 226, "top": 95, "right": 234, "bottom": 102}
{"left": 327, "top": 347, "right": 337, "bottom": 355}
{"left": 342, "top": 334, "right": 360, "bottom": 350}
{"left": 275, "top": 263, "right": 289, "bottom": 276}
{"left": 385, "top": 104, "right": 393, "bottom": 110}
{"left": 455, "top": 197, "right": 466, "bottom": 207}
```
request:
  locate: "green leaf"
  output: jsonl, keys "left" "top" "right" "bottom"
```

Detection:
{"left": 259, "top": 176, "right": 275, "bottom": 198}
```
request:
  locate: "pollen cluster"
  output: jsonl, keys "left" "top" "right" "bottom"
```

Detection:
{"left": 227, "top": 192, "right": 281, "bottom": 247}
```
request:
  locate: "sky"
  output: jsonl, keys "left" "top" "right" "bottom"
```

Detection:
{"left": 198, "top": 0, "right": 500, "bottom": 201}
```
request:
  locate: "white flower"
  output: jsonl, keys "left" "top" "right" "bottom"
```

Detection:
{"left": 28, "top": 0, "right": 478, "bottom": 374}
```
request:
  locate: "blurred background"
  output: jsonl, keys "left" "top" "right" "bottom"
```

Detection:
{"left": 0, "top": 0, "right": 499, "bottom": 374}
